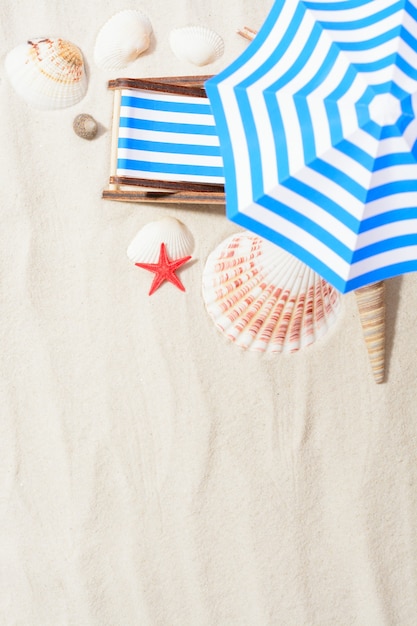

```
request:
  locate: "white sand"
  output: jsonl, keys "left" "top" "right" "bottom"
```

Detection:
{"left": 1, "top": 1, "right": 416, "bottom": 624}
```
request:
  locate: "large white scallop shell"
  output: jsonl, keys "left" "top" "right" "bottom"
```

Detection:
{"left": 169, "top": 26, "right": 224, "bottom": 66}
{"left": 202, "top": 231, "right": 341, "bottom": 353}
{"left": 94, "top": 10, "right": 152, "bottom": 70}
{"left": 127, "top": 217, "right": 194, "bottom": 264}
{"left": 4, "top": 38, "right": 87, "bottom": 110}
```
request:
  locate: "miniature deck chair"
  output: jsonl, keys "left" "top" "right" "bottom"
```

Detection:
{"left": 103, "top": 75, "right": 225, "bottom": 205}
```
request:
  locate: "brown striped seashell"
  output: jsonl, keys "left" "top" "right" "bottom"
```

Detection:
{"left": 354, "top": 280, "right": 385, "bottom": 383}
{"left": 202, "top": 231, "right": 341, "bottom": 353}
{"left": 73, "top": 113, "right": 98, "bottom": 140}
{"left": 4, "top": 37, "right": 87, "bottom": 110}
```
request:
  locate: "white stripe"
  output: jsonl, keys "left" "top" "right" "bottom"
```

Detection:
{"left": 370, "top": 163, "right": 417, "bottom": 187}
{"left": 404, "top": 9, "right": 417, "bottom": 40}
{"left": 118, "top": 127, "right": 220, "bottom": 146}
{"left": 341, "top": 33, "right": 400, "bottom": 64}
{"left": 294, "top": 163, "right": 366, "bottom": 220}
{"left": 364, "top": 192, "right": 417, "bottom": 217}
{"left": 318, "top": 20, "right": 401, "bottom": 46}
{"left": 388, "top": 65, "right": 417, "bottom": 93}
{"left": 372, "top": 133, "right": 416, "bottom": 158}
{"left": 305, "top": 0, "right": 395, "bottom": 23}
{"left": 349, "top": 244, "right": 417, "bottom": 279}
{"left": 317, "top": 144, "right": 372, "bottom": 192}
{"left": 120, "top": 105, "right": 216, "bottom": 126}
{"left": 117, "top": 147, "right": 223, "bottom": 168}
{"left": 268, "top": 183, "right": 358, "bottom": 249}
{"left": 246, "top": 91, "right": 277, "bottom": 190}
{"left": 219, "top": 91, "right": 254, "bottom": 209}
{"left": 357, "top": 219, "right": 417, "bottom": 248}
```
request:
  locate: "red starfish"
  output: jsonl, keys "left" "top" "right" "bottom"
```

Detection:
{"left": 135, "top": 242, "right": 192, "bottom": 295}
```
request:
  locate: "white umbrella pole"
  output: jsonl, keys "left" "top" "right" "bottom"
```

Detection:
{"left": 354, "top": 280, "right": 385, "bottom": 384}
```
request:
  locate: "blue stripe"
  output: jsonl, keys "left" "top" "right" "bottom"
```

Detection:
{"left": 205, "top": 87, "right": 239, "bottom": 217}
{"left": 117, "top": 158, "right": 224, "bottom": 177}
{"left": 118, "top": 137, "right": 222, "bottom": 157}
{"left": 325, "top": 66, "right": 358, "bottom": 146}
{"left": 119, "top": 117, "right": 217, "bottom": 135}
{"left": 396, "top": 53, "right": 417, "bottom": 81}
{"left": 293, "top": 43, "right": 340, "bottom": 165}
{"left": 351, "top": 53, "right": 417, "bottom": 80}
{"left": 283, "top": 177, "right": 360, "bottom": 232}
{"left": 356, "top": 101, "right": 371, "bottom": 131}
{"left": 332, "top": 138, "right": 417, "bottom": 173}
{"left": 362, "top": 119, "right": 401, "bottom": 140}
{"left": 353, "top": 52, "right": 403, "bottom": 73}
{"left": 374, "top": 148, "right": 417, "bottom": 169}
{"left": 337, "top": 139, "right": 375, "bottom": 171}
{"left": 346, "top": 259, "right": 417, "bottom": 291}
{"left": 304, "top": 0, "right": 378, "bottom": 10}
{"left": 360, "top": 207, "right": 417, "bottom": 232}
{"left": 406, "top": 0, "right": 417, "bottom": 22}
{"left": 309, "top": 159, "right": 367, "bottom": 203}
{"left": 259, "top": 194, "right": 353, "bottom": 261}
{"left": 336, "top": 25, "right": 402, "bottom": 50}
{"left": 352, "top": 233, "right": 417, "bottom": 261}
{"left": 400, "top": 24, "right": 417, "bottom": 51}
{"left": 121, "top": 95, "right": 212, "bottom": 115}
{"left": 367, "top": 179, "right": 417, "bottom": 202}
{"left": 305, "top": 1, "right": 403, "bottom": 30}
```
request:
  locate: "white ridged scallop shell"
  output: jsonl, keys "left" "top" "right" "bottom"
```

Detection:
{"left": 4, "top": 38, "right": 87, "bottom": 110}
{"left": 127, "top": 217, "right": 194, "bottom": 264}
{"left": 169, "top": 26, "right": 224, "bottom": 66}
{"left": 202, "top": 231, "right": 341, "bottom": 353}
{"left": 94, "top": 10, "right": 152, "bottom": 70}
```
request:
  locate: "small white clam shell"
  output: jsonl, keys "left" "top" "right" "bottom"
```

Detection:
{"left": 4, "top": 37, "right": 87, "bottom": 110}
{"left": 169, "top": 26, "right": 224, "bottom": 66}
{"left": 94, "top": 10, "right": 152, "bottom": 70}
{"left": 202, "top": 231, "right": 341, "bottom": 353}
{"left": 127, "top": 217, "right": 194, "bottom": 264}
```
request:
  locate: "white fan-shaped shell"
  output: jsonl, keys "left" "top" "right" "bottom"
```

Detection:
{"left": 127, "top": 217, "right": 194, "bottom": 264}
{"left": 94, "top": 10, "right": 152, "bottom": 70}
{"left": 202, "top": 232, "right": 341, "bottom": 354}
{"left": 4, "top": 38, "right": 87, "bottom": 110}
{"left": 169, "top": 26, "right": 224, "bottom": 66}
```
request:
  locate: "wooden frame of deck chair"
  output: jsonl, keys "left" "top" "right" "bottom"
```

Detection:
{"left": 102, "top": 75, "right": 226, "bottom": 205}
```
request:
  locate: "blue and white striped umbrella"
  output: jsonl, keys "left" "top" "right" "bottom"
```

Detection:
{"left": 205, "top": 0, "right": 417, "bottom": 293}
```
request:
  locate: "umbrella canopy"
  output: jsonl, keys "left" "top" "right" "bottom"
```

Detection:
{"left": 205, "top": 0, "right": 417, "bottom": 293}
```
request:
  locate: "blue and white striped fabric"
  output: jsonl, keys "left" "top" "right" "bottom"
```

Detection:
{"left": 206, "top": 0, "right": 417, "bottom": 292}
{"left": 117, "top": 89, "right": 224, "bottom": 185}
